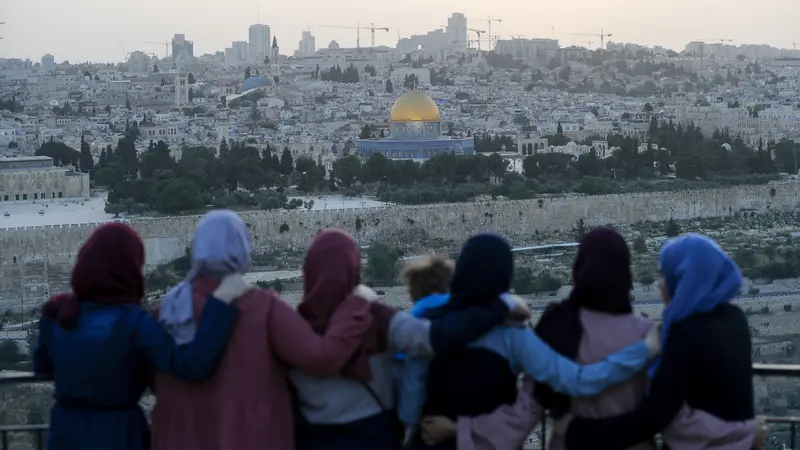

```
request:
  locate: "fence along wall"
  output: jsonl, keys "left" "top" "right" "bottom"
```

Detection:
{"left": 0, "top": 182, "right": 796, "bottom": 268}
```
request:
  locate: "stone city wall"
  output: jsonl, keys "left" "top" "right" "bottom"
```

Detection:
{"left": 0, "top": 182, "right": 798, "bottom": 270}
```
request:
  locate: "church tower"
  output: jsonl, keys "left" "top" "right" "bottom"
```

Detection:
{"left": 271, "top": 37, "right": 279, "bottom": 61}
{"left": 175, "top": 72, "right": 190, "bottom": 107}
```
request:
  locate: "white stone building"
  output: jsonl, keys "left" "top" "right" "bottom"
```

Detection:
{"left": 0, "top": 156, "right": 90, "bottom": 202}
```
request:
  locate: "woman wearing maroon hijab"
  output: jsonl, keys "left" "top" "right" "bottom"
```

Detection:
{"left": 34, "top": 222, "right": 246, "bottom": 450}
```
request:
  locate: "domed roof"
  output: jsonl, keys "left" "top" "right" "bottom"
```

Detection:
{"left": 390, "top": 91, "right": 440, "bottom": 122}
{"left": 241, "top": 76, "right": 273, "bottom": 92}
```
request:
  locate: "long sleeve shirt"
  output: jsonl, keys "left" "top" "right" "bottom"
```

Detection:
{"left": 151, "top": 280, "right": 376, "bottom": 450}
{"left": 34, "top": 296, "right": 237, "bottom": 450}
{"left": 564, "top": 304, "right": 755, "bottom": 450}
{"left": 455, "top": 310, "right": 757, "bottom": 450}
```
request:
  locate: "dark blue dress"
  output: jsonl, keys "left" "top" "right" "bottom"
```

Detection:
{"left": 33, "top": 298, "right": 237, "bottom": 450}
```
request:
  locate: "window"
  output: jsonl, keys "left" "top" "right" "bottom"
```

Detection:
{"left": 22, "top": 194, "right": 27, "bottom": 200}
{"left": 14, "top": 194, "right": 19, "bottom": 201}
{"left": 58, "top": 192, "right": 63, "bottom": 198}
{"left": 2, "top": 195, "right": 7, "bottom": 201}
{"left": 33, "top": 193, "right": 37, "bottom": 200}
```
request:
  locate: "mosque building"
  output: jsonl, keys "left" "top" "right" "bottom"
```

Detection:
{"left": 356, "top": 91, "right": 475, "bottom": 161}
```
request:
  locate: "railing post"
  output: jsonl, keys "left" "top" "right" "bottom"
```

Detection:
{"left": 792, "top": 422, "right": 796, "bottom": 450}
{"left": 36, "top": 427, "right": 44, "bottom": 450}
{"left": 2, "top": 430, "right": 7, "bottom": 450}
{"left": 541, "top": 419, "right": 547, "bottom": 449}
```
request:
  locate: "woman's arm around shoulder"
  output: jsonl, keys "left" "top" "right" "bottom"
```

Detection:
{"left": 135, "top": 295, "right": 238, "bottom": 382}
{"left": 32, "top": 317, "right": 54, "bottom": 377}
{"left": 563, "top": 326, "right": 692, "bottom": 450}
{"left": 663, "top": 406, "right": 757, "bottom": 449}
{"left": 267, "top": 290, "right": 372, "bottom": 376}
{"left": 457, "top": 376, "right": 542, "bottom": 450}
{"left": 389, "top": 295, "right": 522, "bottom": 357}
{"left": 508, "top": 324, "right": 660, "bottom": 398}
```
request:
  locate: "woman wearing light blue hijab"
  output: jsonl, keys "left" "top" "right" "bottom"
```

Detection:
{"left": 158, "top": 209, "right": 253, "bottom": 343}
{"left": 562, "top": 233, "right": 757, "bottom": 450}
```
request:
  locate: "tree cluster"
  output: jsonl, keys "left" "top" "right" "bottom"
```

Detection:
{"left": 0, "top": 96, "right": 23, "bottom": 112}
{"left": 512, "top": 119, "right": 777, "bottom": 198}
{"left": 320, "top": 65, "right": 360, "bottom": 83}
{"left": 403, "top": 74, "right": 419, "bottom": 90}
{"left": 40, "top": 112, "right": 784, "bottom": 213}
{"left": 429, "top": 68, "right": 454, "bottom": 86}
{"left": 99, "top": 131, "right": 325, "bottom": 215}
{"left": 484, "top": 52, "right": 525, "bottom": 69}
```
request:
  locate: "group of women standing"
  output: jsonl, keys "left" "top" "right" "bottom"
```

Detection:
{"left": 32, "top": 209, "right": 763, "bottom": 450}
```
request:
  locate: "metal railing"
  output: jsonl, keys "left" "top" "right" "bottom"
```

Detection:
{"left": 1, "top": 364, "right": 800, "bottom": 450}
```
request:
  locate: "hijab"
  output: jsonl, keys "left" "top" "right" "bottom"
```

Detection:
{"left": 449, "top": 233, "right": 514, "bottom": 307}
{"left": 159, "top": 210, "right": 251, "bottom": 344}
{"left": 534, "top": 227, "right": 634, "bottom": 417}
{"left": 648, "top": 233, "right": 742, "bottom": 377}
{"left": 42, "top": 222, "right": 145, "bottom": 329}
{"left": 298, "top": 229, "right": 396, "bottom": 380}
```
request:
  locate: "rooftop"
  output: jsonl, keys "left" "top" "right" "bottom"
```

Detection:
{"left": 0, "top": 156, "right": 52, "bottom": 163}
{"left": 0, "top": 196, "right": 110, "bottom": 229}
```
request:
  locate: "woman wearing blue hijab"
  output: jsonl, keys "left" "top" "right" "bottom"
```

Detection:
{"left": 562, "top": 233, "right": 755, "bottom": 450}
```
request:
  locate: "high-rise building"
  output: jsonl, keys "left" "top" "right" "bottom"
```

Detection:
{"left": 446, "top": 13, "right": 468, "bottom": 49}
{"left": 249, "top": 24, "right": 271, "bottom": 62}
{"left": 172, "top": 34, "right": 194, "bottom": 61}
{"left": 298, "top": 30, "right": 316, "bottom": 57}
{"left": 232, "top": 41, "right": 249, "bottom": 63}
{"left": 41, "top": 54, "right": 55, "bottom": 73}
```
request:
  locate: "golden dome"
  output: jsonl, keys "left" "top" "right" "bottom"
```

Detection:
{"left": 390, "top": 91, "right": 441, "bottom": 122}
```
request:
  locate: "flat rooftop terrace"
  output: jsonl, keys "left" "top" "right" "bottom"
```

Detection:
{"left": 0, "top": 196, "right": 110, "bottom": 229}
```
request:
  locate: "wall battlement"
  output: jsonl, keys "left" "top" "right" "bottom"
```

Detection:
{"left": 1, "top": 182, "right": 796, "bottom": 267}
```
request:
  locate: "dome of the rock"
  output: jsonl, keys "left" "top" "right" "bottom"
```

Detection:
{"left": 389, "top": 91, "right": 441, "bottom": 123}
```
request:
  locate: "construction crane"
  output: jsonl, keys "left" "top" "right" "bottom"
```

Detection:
{"left": 474, "top": 17, "right": 502, "bottom": 51}
{"left": 146, "top": 40, "right": 170, "bottom": 58}
{"left": 366, "top": 23, "right": 389, "bottom": 48}
{"left": 468, "top": 29, "right": 486, "bottom": 51}
{"left": 320, "top": 25, "right": 361, "bottom": 48}
{"left": 453, "top": 40, "right": 479, "bottom": 49}
{"left": 695, "top": 38, "right": 733, "bottom": 44}
{"left": 566, "top": 29, "right": 613, "bottom": 49}
{"left": 320, "top": 23, "right": 388, "bottom": 48}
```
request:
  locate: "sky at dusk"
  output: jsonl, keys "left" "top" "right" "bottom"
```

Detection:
{"left": 2, "top": 0, "right": 799, "bottom": 63}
